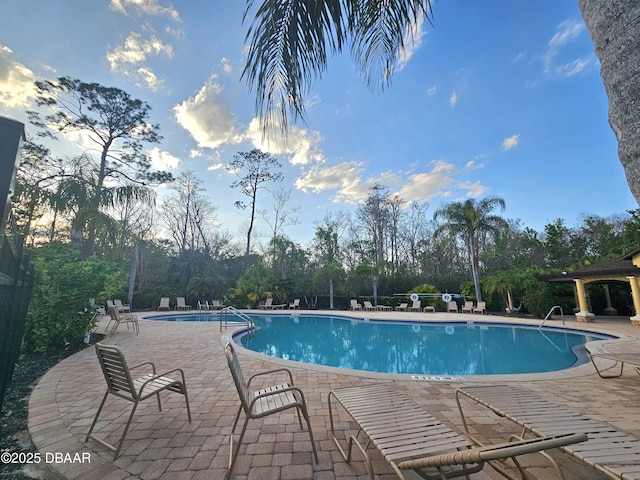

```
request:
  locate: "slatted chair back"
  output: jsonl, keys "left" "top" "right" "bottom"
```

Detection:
{"left": 224, "top": 343, "right": 251, "bottom": 414}
{"left": 95, "top": 344, "right": 138, "bottom": 401}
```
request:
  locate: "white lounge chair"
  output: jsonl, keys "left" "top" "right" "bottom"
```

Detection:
{"left": 350, "top": 299, "right": 362, "bottom": 311}
{"left": 473, "top": 301, "right": 486, "bottom": 314}
{"left": 176, "top": 297, "right": 191, "bottom": 310}
{"left": 158, "top": 297, "right": 170, "bottom": 311}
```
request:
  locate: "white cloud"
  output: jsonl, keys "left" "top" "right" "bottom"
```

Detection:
{"left": 243, "top": 118, "right": 325, "bottom": 166}
{"left": 107, "top": 32, "right": 173, "bottom": 91}
{"left": 396, "top": 161, "right": 456, "bottom": 203}
{"left": 543, "top": 19, "right": 591, "bottom": 77}
{"left": 557, "top": 57, "right": 592, "bottom": 77}
{"left": 220, "top": 57, "right": 233, "bottom": 75}
{"left": 295, "top": 161, "right": 367, "bottom": 203}
{"left": 397, "top": 14, "right": 427, "bottom": 72}
{"left": 173, "top": 80, "right": 238, "bottom": 149}
{"left": 0, "top": 45, "right": 35, "bottom": 108}
{"left": 149, "top": 147, "right": 181, "bottom": 170}
{"left": 109, "top": 0, "right": 180, "bottom": 21}
{"left": 449, "top": 90, "right": 458, "bottom": 106}
{"left": 426, "top": 85, "right": 437, "bottom": 96}
{"left": 458, "top": 180, "right": 487, "bottom": 197}
{"left": 502, "top": 134, "right": 520, "bottom": 151}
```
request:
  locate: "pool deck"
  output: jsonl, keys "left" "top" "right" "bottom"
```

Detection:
{"left": 27, "top": 310, "right": 640, "bottom": 480}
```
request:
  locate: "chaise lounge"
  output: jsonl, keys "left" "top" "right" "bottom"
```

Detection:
{"left": 329, "top": 383, "right": 586, "bottom": 480}
{"left": 456, "top": 384, "right": 640, "bottom": 480}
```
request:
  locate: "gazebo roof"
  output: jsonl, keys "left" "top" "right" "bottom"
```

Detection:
{"left": 538, "top": 248, "right": 640, "bottom": 283}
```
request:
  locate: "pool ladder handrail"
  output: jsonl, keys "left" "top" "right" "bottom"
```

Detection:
{"left": 538, "top": 305, "right": 564, "bottom": 330}
{"left": 219, "top": 306, "right": 254, "bottom": 331}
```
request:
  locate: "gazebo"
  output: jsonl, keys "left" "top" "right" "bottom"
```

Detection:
{"left": 538, "top": 247, "right": 640, "bottom": 326}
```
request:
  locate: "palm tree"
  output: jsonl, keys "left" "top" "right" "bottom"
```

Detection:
{"left": 243, "top": 1, "right": 640, "bottom": 206}
{"left": 433, "top": 197, "right": 507, "bottom": 302}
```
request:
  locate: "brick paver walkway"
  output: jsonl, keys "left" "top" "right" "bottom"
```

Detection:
{"left": 27, "top": 311, "right": 640, "bottom": 480}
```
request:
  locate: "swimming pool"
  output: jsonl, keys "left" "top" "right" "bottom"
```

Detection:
{"left": 235, "top": 314, "right": 612, "bottom": 375}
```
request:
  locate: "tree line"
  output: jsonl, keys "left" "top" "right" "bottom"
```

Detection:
{"left": 11, "top": 76, "right": 640, "bottom": 351}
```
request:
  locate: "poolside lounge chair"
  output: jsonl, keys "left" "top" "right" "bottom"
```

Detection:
{"left": 176, "top": 297, "right": 191, "bottom": 310}
{"left": 259, "top": 297, "right": 273, "bottom": 309}
{"left": 394, "top": 302, "right": 408, "bottom": 311}
{"left": 210, "top": 299, "right": 224, "bottom": 310}
{"left": 105, "top": 306, "right": 139, "bottom": 336}
{"left": 473, "top": 301, "right": 486, "bottom": 314}
{"left": 408, "top": 300, "right": 422, "bottom": 312}
{"left": 456, "top": 384, "right": 640, "bottom": 480}
{"left": 197, "top": 300, "right": 210, "bottom": 311}
{"left": 589, "top": 351, "right": 640, "bottom": 378}
{"left": 363, "top": 301, "right": 377, "bottom": 311}
{"left": 423, "top": 305, "right": 436, "bottom": 312}
{"left": 106, "top": 299, "right": 116, "bottom": 313}
{"left": 447, "top": 301, "right": 459, "bottom": 313}
{"left": 289, "top": 298, "right": 300, "bottom": 309}
{"left": 350, "top": 299, "right": 362, "bottom": 311}
{"left": 461, "top": 301, "right": 474, "bottom": 313}
{"left": 158, "top": 297, "right": 170, "bottom": 311}
{"left": 86, "top": 344, "right": 191, "bottom": 459}
{"left": 114, "top": 298, "right": 131, "bottom": 312}
{"left": 376, "top": 303, "right": 393, "bottom": 311}
{"left": 329, "top": 383, "right": 586, "bottom": 480}
{"left": 224, "top": 342, "right": 318, "bottom": 480}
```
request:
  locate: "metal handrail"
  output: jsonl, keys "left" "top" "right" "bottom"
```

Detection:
{"left": 219, "top": 307, "right": 254, "bottom": 331}
{"left": 538, "top": 305, "right": 564, "bottom": 330}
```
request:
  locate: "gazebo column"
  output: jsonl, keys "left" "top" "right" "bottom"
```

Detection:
{"left": 574, "top": 278, "right": 594, "bottom": 322}
{"left": 627, "top": 276, "right": 640, "bottom": 327}
{"left": 602, "top": 284, "right": 618, "bottom": 315}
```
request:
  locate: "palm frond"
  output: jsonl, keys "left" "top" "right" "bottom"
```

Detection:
{"left": 243, "top": 0, "right": 347, "bottom": 135}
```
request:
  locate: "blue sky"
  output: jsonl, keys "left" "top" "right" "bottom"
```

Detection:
{"left": 0, "top": 0, "right": 636, "bottom": 246}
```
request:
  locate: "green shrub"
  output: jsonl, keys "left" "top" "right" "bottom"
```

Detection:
{"left": 25, "top": 244, "right": 122, "bottom": 352}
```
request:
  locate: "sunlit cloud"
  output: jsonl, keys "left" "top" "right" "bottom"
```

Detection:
{"left": 107, "top": 32, "right": 173, "bottom": 90}
{"left": 295, "top": 161, "right": 366, "bottom": 201}
{"left": 149, "top": 147, "right": 181, "bottom": 170}
{"left": 426, "top": 85, "right": 437, "bottom": 96}
{"left": 173, "top": 80, "right": 238, "bottom": 150}
{"left": 450, "top": 90, "right": 458, "bottom": 106}
{"left": 109, "top": 0, "right": 180, "bottom": 21}
{"left": 0, "top": 45, "right": 36, "bottom": 108}
{"left": 502, "top": 134, "right": 520, "bottom": 150}
{"left": 458, "top": 180, "right": 487, "bottom": 197}
{"left": 243, "top": 118, "right": 325, "bottom": 166}
{"left": 396, "top": 161, "right": 456, "bottom": 203}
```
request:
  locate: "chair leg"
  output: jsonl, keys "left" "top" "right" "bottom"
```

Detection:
{"left": 85, "top": 393, "right": 140, "bottom": 460}
{"left": 226, "top": 407, "right": 250, "bottom": 480}
{"left": 299, "top": 405, "right": 319, "bottom": 463}
{"left": 113, "top": 401, "right": 140, "bottom": 459}
{"left": 85, "top": 391, "right": 109, "bottom": 442}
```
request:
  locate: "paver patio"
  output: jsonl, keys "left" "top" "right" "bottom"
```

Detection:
{"left": 27, "top": 311, "right": 640, "bottom": 480}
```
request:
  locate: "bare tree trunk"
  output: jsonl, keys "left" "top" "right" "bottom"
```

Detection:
{"left": 580, "top": 0, "right": 640, "bottom": 205}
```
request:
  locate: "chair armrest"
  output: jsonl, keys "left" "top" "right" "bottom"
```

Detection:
{"left": 130, "top": 361, "right": 156, "bottom": 374}
{"left": 247, "top": 368, "right": 294, "bottom": 387}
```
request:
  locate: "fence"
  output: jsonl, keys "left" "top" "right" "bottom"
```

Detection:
{"left": 0, "top": 225, "right": 34, "bottom": 412}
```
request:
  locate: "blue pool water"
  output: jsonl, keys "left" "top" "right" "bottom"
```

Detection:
{"left": 236, "top": 314, "right": 611, "bottom": 375}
